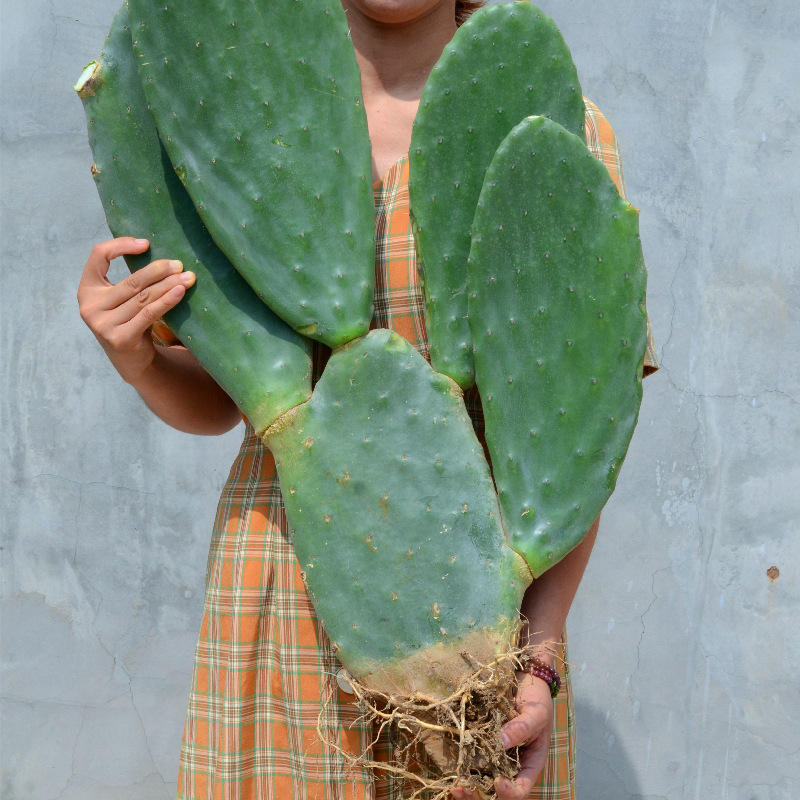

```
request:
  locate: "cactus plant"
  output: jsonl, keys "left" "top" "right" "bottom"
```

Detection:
{"left": 77, "top": 1, "right": 648, "bottom": 793}
{"left": 409, "top": 2, "right": 586, "bottom": 389}
{"left": 75, "top": 3, "right": 312, "bottom": 434}
{"left": 127, "top": 0, "right": 375, "bottom": 347}
{"left": 468, "top": 115, "right": 647, "bottom": 576}
{"left": 266, "top": 328, "right": 531, "bottom": 696}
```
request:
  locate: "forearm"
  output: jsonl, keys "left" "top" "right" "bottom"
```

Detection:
{"left": 127, "top": 344, "right": 242, "bottom": 435}
{"left": 518, "top": 515, "right": 600, "bottom": 665}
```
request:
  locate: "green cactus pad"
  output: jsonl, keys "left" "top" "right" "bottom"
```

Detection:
{"left": 77, "top": 3, "right": 312, "bottom": 434}
{"left": 265, "top": 330, "right": 531, "bottom": 694}
{"left": 468, "top": 116, "right": 647, "bottom": 577}
{"left": 127, "top": 0, "right": 374, "bottom": 347}
{"left": 409, "top": 2, "right": 586, "bottom": 389}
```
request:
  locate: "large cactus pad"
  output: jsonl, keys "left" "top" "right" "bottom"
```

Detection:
{"left": 468, "top": 117, "right": 647, "bottom": 577}
{"left": 265, "top": 330, "right": 531, "bottom": 695}
{"left": 409, "top": 2, "right": 585, "bottom": 388}
{"left": 128, "top": 0, "right": 375, "bottom": 347}
{"left": 76, "top": 4, "right": 312, "bottom": 433}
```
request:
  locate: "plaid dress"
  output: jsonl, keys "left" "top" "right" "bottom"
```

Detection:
{"left": 173, "top": 100, "right": 658, "bottom": 800}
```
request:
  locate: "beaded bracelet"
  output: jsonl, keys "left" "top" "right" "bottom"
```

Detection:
{"left": 520, "top": 655, "right": 562, "bottom": 699}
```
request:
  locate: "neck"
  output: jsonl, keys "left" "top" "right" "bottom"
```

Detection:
{"left": 342, "top": 2, "right": 457, "bottom": 99}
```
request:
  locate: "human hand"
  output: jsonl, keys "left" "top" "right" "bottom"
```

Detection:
{"left": 450, "top": 672, "right": 555, "bottom": 800}
{"left": 77, "top": 237, "right": 195, "bottom": 384}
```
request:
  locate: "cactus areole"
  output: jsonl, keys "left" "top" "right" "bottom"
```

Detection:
{"left": 77, "top": 1, "right": 648, "bottom": 794}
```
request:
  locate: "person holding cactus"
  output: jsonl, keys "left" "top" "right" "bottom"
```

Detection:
{"left": 77, "top": 0, "right": 658, "bottom": 798}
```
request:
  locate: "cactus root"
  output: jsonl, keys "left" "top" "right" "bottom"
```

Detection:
{"left": 317, "top": 638, "right": 561, "bottom": 799}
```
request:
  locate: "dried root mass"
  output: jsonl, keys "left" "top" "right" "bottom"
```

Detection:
{"left": 319, "top": 643, "right": 559, "bottom": 800}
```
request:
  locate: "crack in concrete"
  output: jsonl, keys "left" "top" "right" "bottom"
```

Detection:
{"left": 53, "top": 704, "right": 88, "bottom": 800}
{"left": 630, "top": 560, "right": 690, "bottom": 697}
{"left": 128, "top": 679, "right": 169, "bottom": 787}
{"left": 21, "top": 471, "right": 156, "bottom": 496}
{"left": 72, "top": 484, "right": 83, "bottom": 567}
{"left": 662, "top": 371, "right": 800, "bottom": 405}
{"left": 1, "top": 695, "right": 98, "bottom": 709}
{"left": 83, "top": 592, "right": 170, "bottom": 787}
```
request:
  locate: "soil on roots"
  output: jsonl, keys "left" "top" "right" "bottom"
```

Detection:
{"left": 318, "top": 643, "right": 554, "bottom": 799}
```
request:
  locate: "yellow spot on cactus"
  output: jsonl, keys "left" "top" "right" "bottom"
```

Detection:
{"left": 304, "top": 437, "right": 314, "bottom": 449}
{"left": 323, "top": 514, "right": 331, "bottom": 524}
{"left": 432, "top": 603, "right": 441, "bottom": 619}
{"left": 405, "top": 548, "right": 414, "bottom": 559}
{"left": 391, "top": 592, "right": 399, "bottom": 601}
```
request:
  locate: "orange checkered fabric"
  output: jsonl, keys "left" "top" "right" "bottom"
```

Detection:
{"left": 175, "top": 101, "right": 656, "bottom": 800}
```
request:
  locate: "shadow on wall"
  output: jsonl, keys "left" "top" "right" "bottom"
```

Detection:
{"left": 575, "top": 701, "right": 643, "bottom": 800}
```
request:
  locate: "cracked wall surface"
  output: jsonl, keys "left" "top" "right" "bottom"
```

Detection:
{"left": 2, "top": 0, "right": 798, "bottom": 798}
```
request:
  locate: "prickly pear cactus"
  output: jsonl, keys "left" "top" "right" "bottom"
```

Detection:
{"left": 468, "top": 116, "right": 647, "bottom": 577}
{"left": 75, "top": 3, "right": 312, "bottom": 433}
{"left": 77, "top": 1, "right": 649, "bottom": 793}
{"left": 265, "top": 329, "right": 530, "bottom": 696}
{"left": 127, "top": 0, "right": 375, "bottom": 347}
{"left": 409, "top": 3, "right": 586, "bottom": 389}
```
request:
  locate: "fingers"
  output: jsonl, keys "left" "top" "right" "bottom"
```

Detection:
{"left": 78, "top": 237, "right": 197, "bottom": 370}
{"left": 494, "top": 751, "right": 548, "bottom": 800}
{"left": 500, "top": 683, "right": 551, "bottom": 750}
{"left": 496, "top": 722, "right": 551, "bottom": 799}
{"left": 499, "top": 712, "right": 537, "bottom": 751}
{"left": 114, "top": 271, "right": 195, "bottom": 342}
{"left": 109, "top": 262, "right": 195, "bottom": 324}
{"left": 80, "top": 237, "right": 150, "bottom": 286}
{"left": 491, "top": 677, "right": 554, "bottom": 800}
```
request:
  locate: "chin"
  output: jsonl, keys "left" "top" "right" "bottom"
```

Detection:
{"left": 341, "top": 0, "right": 456, "bottom": 26}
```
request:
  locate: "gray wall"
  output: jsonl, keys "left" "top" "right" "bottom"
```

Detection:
{"left": 2, "top": 1, "right": 797, "bottom": 798}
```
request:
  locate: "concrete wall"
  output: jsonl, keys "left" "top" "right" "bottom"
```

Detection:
{"left": 2, "top": 1, "right": 797, "bottom": 798}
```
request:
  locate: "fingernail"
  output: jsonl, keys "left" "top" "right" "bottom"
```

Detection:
{"left": 501, "top": 732, "right": 511, "bottom": 749}
{"left": 180, "top": 271, "right": 196, "bottom": 284}
{"left": 169, "top": 259, "right": 183, "bottom": 272}
{"left": 134, "top": 238, "right": 149, "bottom": 245}
{"left": 171, "top": 285, "right": 185, "bottom": 297}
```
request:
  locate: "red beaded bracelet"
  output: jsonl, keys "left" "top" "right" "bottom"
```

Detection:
{"left": 520, "top": 655, "right": 562, "bottom": 699}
